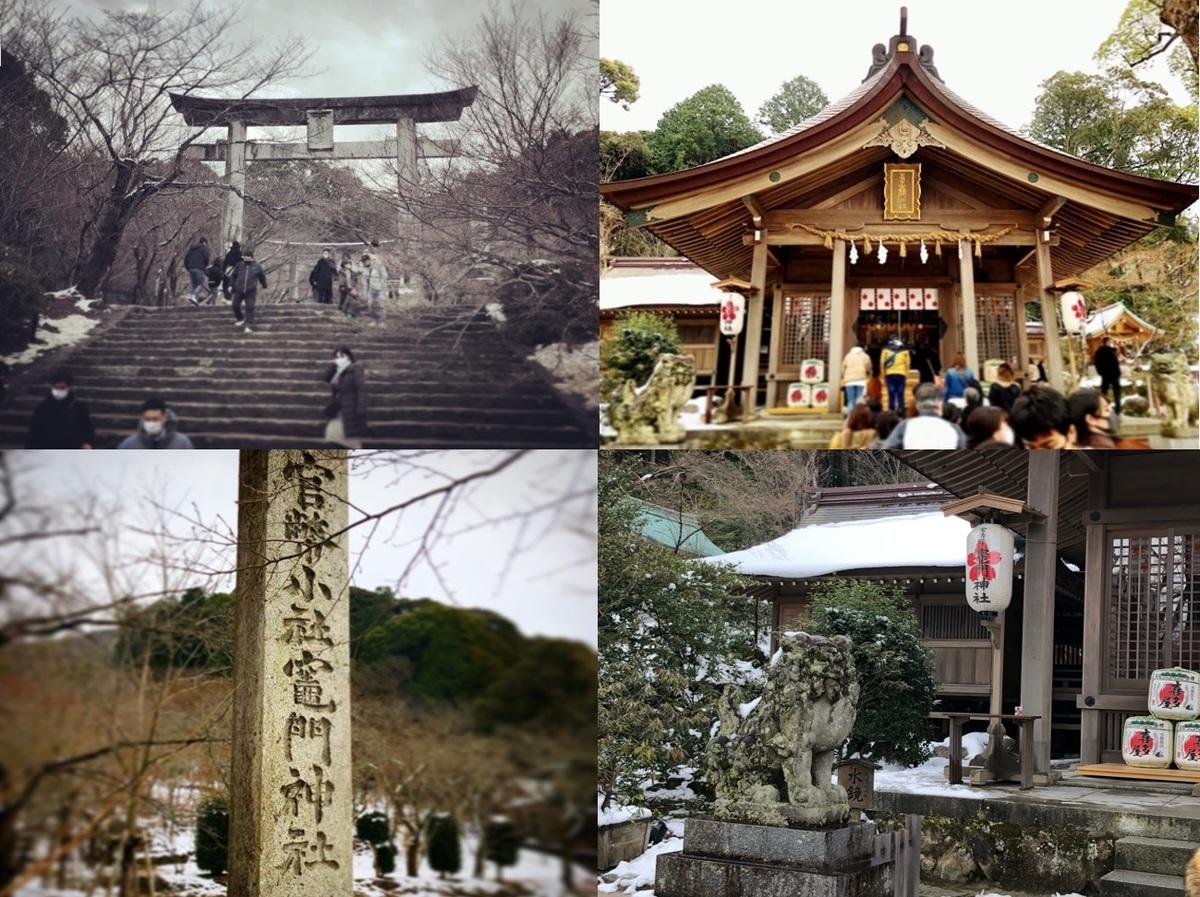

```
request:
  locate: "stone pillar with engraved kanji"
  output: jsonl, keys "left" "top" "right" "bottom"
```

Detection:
{"left": 229, "top": 450, "right": 352, "bottom": 896}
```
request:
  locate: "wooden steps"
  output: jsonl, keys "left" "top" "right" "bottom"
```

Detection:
{"left": 1075, "top": 763, "right": 1200, "bottom": 784}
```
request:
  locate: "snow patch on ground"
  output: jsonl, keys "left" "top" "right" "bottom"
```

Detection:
{"left": 599, "top": 793, "right": 651, "bottom": 826}
{"left": 2, "top": 314, "right": 99, "bottom": 367}
{"left": 598, "top": 837, "right": 681, "bottom": 895}
{"left": 530, "top": 340, "right": 598, "bottom": 408}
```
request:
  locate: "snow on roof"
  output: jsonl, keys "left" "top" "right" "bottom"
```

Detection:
{"left": 600, "top": 269, "right": 725, "bottom": 311}
{"left": 1086, "top": 302, "right": 1161, "bottom": 338}
{"left": 696, "top": 511, "right": 970, "bottom": 578}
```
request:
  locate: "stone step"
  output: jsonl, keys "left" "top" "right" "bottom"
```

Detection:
{"left": 25, "top": 378, "right": 555, "bottom": 397}
{"left": 66, "top": 349, "right": 526, "bottom": 367}
{"left": 17, "top": 387, "right": 566, "bottom": 410}
{"left": 40, "top": 364, "right": 541, "bottom": 382}
{"left": 1114, "top": 837, "right": 1197, "bottom": 877}
{"left": 0, "top": 419, "right": 586, "bottom": 449}
{"left": 1099, "top": 869, "right": 1186, "bottom": 897}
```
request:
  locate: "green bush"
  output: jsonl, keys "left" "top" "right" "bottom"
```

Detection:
{"left": 426, "top": 813, "right": 461, "bottom": 879}
{"left": 195, "top": 795, "right": 229, "bottom": 876}
{"left": 0, "top": 259, "right": 43, "bottom": 353}
{"left": 600, "top": 311, "right": 681, "bottom": 399}
{"left": 356, "top": 811, "right": 390, "bottom": 846}
{"left": 484, "top": 818, "right": 520, "bottom": 880}
{"left": 808, "top": 579, "right": 938, "bottom": 766}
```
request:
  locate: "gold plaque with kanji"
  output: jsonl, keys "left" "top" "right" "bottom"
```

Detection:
{"left": 883, "top": 162, "right": 921, "bottom": 220}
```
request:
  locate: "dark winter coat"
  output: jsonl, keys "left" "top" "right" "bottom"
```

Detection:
{"left": 231, "top": 259, "right": 268, "bottom": 295}
{"left": 1094, "top": 344, "right": 1121, "bottom": 379}
{"left": 26, "top": 393, "right": 95, "bottom": 448}
{"left": 309, "top": 257, "right": 337, "bottom": 291}
{"left": 988, "top": 381, "right": 1021, "bottom": 413}
{"left": 184, "top": 241, "right": 209, "bottom": 271}
{"left": 223, "top": 245, "right": 242, "bottom": 274}
{"left": 324, "top": 363, "right": 368, "bottom": 437}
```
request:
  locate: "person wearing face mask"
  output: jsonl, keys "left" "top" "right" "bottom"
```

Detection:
{"left": 964, "top": 406, "right": 1016, "bottom": 449}
{"left": 26, "top": 370, "right": 95, "bottom": 449}
{"left": 1009, "top": 385, "right": 1077, "bottom": 449}
{"left": 1068, "top": 388, "right": 1117, "bottom": 449}
{"left": 323, "top": 346, "right": 367, "bottom": 448}
{"left": 117, "top": 396, "right": 195, "bottom": 449}
{"left": 309, "top": 247, "right": 337, "bottom": 305}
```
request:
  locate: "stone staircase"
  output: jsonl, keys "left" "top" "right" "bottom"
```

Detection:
{"left": 1100, "top": 836, "right": 1195, "bottom": 896}
{"left": 0, "top": 304, "right": 591, "bottom": 448}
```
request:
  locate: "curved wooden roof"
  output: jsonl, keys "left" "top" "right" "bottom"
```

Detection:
{"left": 602, "top": 34, "right": 1197, "bottom": 280}
{"left": 169, "top": 88, "right": 478, "bottom": 126}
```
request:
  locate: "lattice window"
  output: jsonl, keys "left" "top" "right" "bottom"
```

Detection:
{"left": 920, "top": 602, "right": 988, "bottom": 640}
{"left": 957, "top": 293, "right": 1017, "bottom": 367}
{"left": 780, "top": 295, "right": 830, "bottom": 367}
{"left": 1106, "top": 530, "right": 1200, "bottom": 688}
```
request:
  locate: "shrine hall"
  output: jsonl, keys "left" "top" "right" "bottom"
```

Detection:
{"left": 601, "top": 13, "right": 1198, "bottom": 415}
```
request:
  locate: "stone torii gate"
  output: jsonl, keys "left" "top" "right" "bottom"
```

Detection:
{"left": 171, "top": 88, "right": 477, "bottom": 245}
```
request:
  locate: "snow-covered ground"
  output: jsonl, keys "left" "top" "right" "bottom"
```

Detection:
{"left": 2, "top": 287, "right": 105, "bottom": 368}
{"left": 530, "top": 340, "right": 599, "bottom": 410}
{"left": 16, "top": 817, "right": 582, "bottom": 897}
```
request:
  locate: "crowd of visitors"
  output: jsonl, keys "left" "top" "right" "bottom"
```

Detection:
{"left": 832, "top": 334, "right": 1144, "bottom": 450}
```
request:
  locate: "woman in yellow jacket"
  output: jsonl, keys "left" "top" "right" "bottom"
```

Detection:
{"left": 880, "top": 335, "right": 911, "bottom": 412}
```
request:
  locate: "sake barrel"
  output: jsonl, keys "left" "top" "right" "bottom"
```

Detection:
{"left": 786, "top": 383, "right": 811, "bottom": 408}
{"left": 1149, "top": 668, "right": 1200, "bottom": 721}
{"left": 810, "top": 383, "right": 830, "bottom": 407}
{"left": 799, "top": 359, "right": 825, "bottom": 384}
{"left": 1122, "top": 716, "right": 1173, "bottom": 768}
{"left": 1174, "top": 720, "right": 1200, "bottom": 770}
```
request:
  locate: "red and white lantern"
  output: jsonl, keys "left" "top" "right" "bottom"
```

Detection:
{"left": 1175, "top": 721, "right": 1200, "bottom": 770}
{"left": 876, "top": 288, "right": 891, "bottom": 310}
{"left": 1060, "top": 291, "right": 1087, "bottom": 335}
{"left": 786, "top": 382, "right": 811, "bottom": 407}
{"left": 924, "top": 288, "right": 939, "bottom": 310}
{"left": 860, "top": 288, "right": 875, "bottom": 311}
{"left": 1122, "top": 716, "right": 1174, "bottom": 768}
{"left": 965, "top": 523, "right": 1014, "bottom": 613}
{"left": 1149, "top": 668, "right": 1200, "bottom": 721}
{"left": 909, "top": 288, "right": 924, "bottom": 310}
{"left": 719, "top": 294, "right": 746, "bottom": 336}
{"left": 800, "top": 359, "right": 824, "bottom": 384}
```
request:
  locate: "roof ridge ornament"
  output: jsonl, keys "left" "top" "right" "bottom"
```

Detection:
{"left": 862, "top": 9, "right": 944, "bottom": 82}
{"left": 863, "top": 115, "right": 945, "bottom": 159}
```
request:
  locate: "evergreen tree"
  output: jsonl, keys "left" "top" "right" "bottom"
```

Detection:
{"left": 195, "top": 795, "right": 229, "bottom": 876}
{"left": 647, "top": 85, "right": 761, "bottom": 173}
{"left": 756, "top": 74, "right": 829, "bottom": 134}
{"left": 427, "top": 813, "right": 461, "bottom": 879}
{"left": 484, "top": 819, "right": 520, "bottom": 881}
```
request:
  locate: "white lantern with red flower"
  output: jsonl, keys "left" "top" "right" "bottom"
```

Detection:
{"left": 786, "top": 382, "right": 811, "bottom": 407}
{"left": 965, "top": 523, "right": 1015, "bottom": 614}
{"left": 1060, "top": 291, "right": 1087, "bottom": 335}
{"left": 719, "top": 294, "right": 746, "bottom": 336}
{"left": 799, "top": 358, "right": 824, "bottom": 384}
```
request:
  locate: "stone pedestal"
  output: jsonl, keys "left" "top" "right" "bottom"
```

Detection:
{"left": 229, "top": 450, "right": 352, "bottom": 897}
{"left": 656, "top": 818, "right": 891, "bottom": 897}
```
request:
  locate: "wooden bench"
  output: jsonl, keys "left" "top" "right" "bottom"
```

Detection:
{"left": 932, "top": 712, "right": 1042, "bottom": 790}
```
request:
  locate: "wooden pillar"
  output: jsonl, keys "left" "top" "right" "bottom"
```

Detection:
{"left": 396, "top": 116, "right": 418, "bottom": 238}
{"left": 1021, "top": 451, "right": 1060, "bottom": 773}
{"left": 1079, "top": 522, "right": 1105, "bottom": 764}
{"left": 222, "top": 120, "right": 247, "bottom": 248}
{"left": 1035, "top": 237, "right": 1065, "bottom": 391}
{"left": 740, "top": 239, "right": 768, "bottom": 412}
{"left": 958, "top": 240, "right": 979, "bottom": 375}
{"left": 942, "top": 282, "right": 960, "bottom": 366}
{"left": 828, "top": 239, "right": 847, "bottom": 412}
{"left": 1014, "top": 285, "right": 1032, "bottom": 386}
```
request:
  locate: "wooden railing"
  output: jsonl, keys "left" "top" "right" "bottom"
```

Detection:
{"left": 873, "top": 814, "right": 922, "bottom": 897}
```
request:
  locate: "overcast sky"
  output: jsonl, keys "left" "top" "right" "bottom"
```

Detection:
{"left": 600, "top": 0, "right": 1186, "bottom": 135}
{"left": 3, "top": 450, "right": 597, "bottom": 647}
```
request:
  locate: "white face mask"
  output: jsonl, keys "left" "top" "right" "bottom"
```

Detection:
{"left": 998, "top": 425, "right": 1015, "bottom": 446}
{"left": 334, "top": 356, "right": 351, "bottom": 371}
{"left": 51, "top": 388, "right": 70, "bottom": 400}
{"left": 143, "top": 419, "right": 165, "bottom": 436}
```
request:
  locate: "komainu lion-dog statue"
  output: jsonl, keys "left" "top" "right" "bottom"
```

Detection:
{"left": 706, "top": 632, "right": 860, "bottom": 827}
{"left": 1150, "top": 352, "right": 1199, "bottom": 438}
{"left": 609, "top": 353, "right": 696, "bottom": 445}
